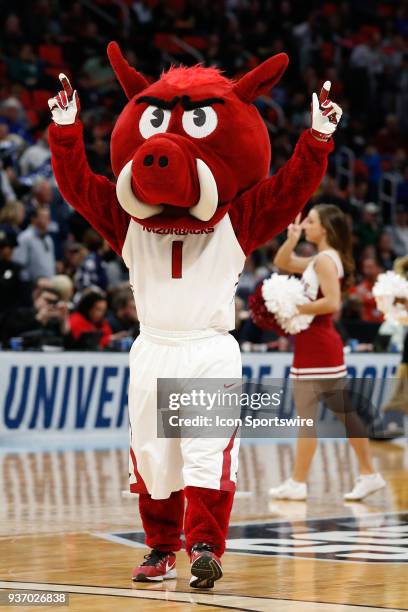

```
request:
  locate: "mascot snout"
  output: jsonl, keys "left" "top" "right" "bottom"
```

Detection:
{"left": 116, "top": 136, "right": 219, "bottom": 222}
{"left": 132, "top": 138, "right": 197, "bottom": 208}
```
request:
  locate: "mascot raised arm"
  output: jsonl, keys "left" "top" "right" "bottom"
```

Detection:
{"left": 48, "top": 42, "right": 342, "bottom": 588}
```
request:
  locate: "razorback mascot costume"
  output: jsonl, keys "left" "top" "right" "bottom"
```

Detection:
{"left": 48, "top": 42, "right": 342, "bottom": 588}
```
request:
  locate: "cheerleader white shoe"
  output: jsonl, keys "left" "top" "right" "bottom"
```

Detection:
{"left": 344, "top": 473, "right": 386, "bottom": 501}
{"left": 269, "top": 478, "right": 307, "bottom": 500}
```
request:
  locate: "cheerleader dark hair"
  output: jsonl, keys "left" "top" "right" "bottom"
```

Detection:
{"left": 314, "top": 203, "right": 355, "bottom": 288}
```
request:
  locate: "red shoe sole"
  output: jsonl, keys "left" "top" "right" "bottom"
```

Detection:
{"left": 132, "top": 569, "right": 177, "bottom": 582}
{"left": 190, "top": 553, "right": 223, "bottom": 589}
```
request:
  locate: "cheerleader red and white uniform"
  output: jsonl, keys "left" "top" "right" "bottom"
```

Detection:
{"left": 290, "top": 249, "right": 346, "bottom": 379}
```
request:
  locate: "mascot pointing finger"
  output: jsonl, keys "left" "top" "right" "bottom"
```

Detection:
{"left": 48, "top": 42, "right": 342, "bottom": 588}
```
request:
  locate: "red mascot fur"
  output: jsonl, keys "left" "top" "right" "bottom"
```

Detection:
{"left": 48, "top": 41, "right": 338, "bottom": 588}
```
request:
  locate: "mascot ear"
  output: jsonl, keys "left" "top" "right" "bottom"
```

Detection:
{"left": 107, "top": 41, "right": 148, "bottom": 100}
{"left": 233, "top": 53, "right": 289, "bottom": 103}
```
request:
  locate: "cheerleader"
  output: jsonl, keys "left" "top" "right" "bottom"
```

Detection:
{"left": 381, "top": 255, "right": 408, "bottom": 417}
{"left": 269, "top": 204, "right": 386, "bottom": 501}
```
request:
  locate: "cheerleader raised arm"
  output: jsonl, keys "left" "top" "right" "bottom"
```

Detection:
{"left": 274, "top": 213, "right": 314, "bottom": 274}
{"left": 274, "top": 210, "right": 343, "bottom": 315}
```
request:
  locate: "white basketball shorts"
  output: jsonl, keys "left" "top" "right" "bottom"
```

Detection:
{"left": 128, "top": 326, "right": 242, "bottom": 499}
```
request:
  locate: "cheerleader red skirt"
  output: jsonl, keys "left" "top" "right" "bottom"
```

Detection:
{"left": 290, "top": 314, "right": 347, "bottom": 379}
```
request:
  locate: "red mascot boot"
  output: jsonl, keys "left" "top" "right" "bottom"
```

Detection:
{"left": 132, "top": 490, "right": 184, "bottom": 582}
{"left": 184, "top": 486, "right": 234, "bottom": 588}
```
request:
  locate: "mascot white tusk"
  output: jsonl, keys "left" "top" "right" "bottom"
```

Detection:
{"left": 189, "top": 159, "right": 218, "bottom": 222}
{"left": 116, "top": 160, "right": 164, "bottom": 219}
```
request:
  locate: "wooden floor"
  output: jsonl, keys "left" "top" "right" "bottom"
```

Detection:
{"left": 0, "top": 438, "right": 407, "bottom": 611}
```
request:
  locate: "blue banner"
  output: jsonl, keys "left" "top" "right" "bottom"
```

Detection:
{"left": 0, "top": 352, "right": 400, "bottom": 437}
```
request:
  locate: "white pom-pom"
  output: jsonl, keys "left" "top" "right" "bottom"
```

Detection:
{"left": 282, "top": 313, "right": 314, "bottom": 334}
{"left": 373, "top": 271, "right": 408, "bottom": 324}
{"left": 261, "top": 273, "right": 313, "bottom": 334}
{"left": 373, "top": 271, "right": 408, "bottom": 298}
{"left": 262, "top": 274, "right": 309, "bottom": 317}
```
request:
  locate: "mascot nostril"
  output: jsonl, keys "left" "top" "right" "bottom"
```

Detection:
{"left": 142, "top": 154, "right": 168, "bottom": 168}
{"left": 48, "top": 39, "right": 341, "bottom": 586}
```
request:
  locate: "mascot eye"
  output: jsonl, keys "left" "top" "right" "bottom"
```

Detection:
{"left": 182, "top": 107, "right": 218, "bottom": 138}
{"left": 139, "top": 106, "right": 171, "bottom": 139}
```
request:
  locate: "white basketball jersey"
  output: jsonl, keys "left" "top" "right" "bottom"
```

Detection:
{"left": 122, "top": 214, "right": 246, "bottom": 331}
{"left": 301, "top": 249, "right": 344, "bottom": 300}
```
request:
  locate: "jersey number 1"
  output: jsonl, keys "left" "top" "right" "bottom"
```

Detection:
{"left": 171, "top": 241, "right": 183, "bottom": 279}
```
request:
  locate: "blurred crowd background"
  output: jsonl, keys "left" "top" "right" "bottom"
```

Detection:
{"left": 0, "top": 0, "right": 407, "bottom": 352}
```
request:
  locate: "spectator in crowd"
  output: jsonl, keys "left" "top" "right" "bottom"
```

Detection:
{"left": 230, "top": 296, "right": 247, "bottom": 345}
{"left": 355, "top": 203, "right": 381, "bottom": 248}
{"left": 74, "top": 229, "right": 108, "bottom": 293}
{"left": 0, "top": 97, "right": 29, "bottom": 144}
{"left": 25, "top": 178, "right": 63, "bottom": 254}
{"left": 0, "top": 200, "right": 25, "bottom": 234}
{"left": 397, "top": 166, "right": 408, "bottom": 206}
{"left": 18, "top": 129, "right": 51, "bottom": 179}
{"left": 349, "top": 257, "right": 384, "bottom": 323}
{"left": 104, "top": 245, "right": 128, "bottom": 287}
{"left": 333, "top": 309, "right": 374, "bottom": 352}
{"left": 349, "top": 28, "right": 384, "bottom": 109}
{"left": 0, "top": 126, "right": 18, "bottom": 204}
{"left": 0, "top": 170, "right": 16, "bottom": 207}
{"left": 387, "top": 204, "right": 408, "bottom": 257}
{"left": 50, "top": 274, "right": 74, "bottom": 304}
{"left": 108, "top": 287, "right": 139, "bottom": 338}
{"left": 359, "top": 244, "right": 377, "bottom": 260}
{"left": 0, "top": 227, "right": 30, "bottom": 319}
{"left": 375, "top": 114, "right": 406, "bottom": 154}
{"left": 13, "top": 206, "right": 55, "bottom": 282}
{"left": 0, "top": 120, "right": 21, "bottom": 161}
{"left": 1, "top": 285, "right": 69, "bottom": 348}
{"left": 253, "top": 238, "right": 281, "bottom": 277}
{"left": 6, "top": 43, "right": 42, "bottom": 90}
{"left": 2, "top": 13, "right": 25, "bottom": 55}
{"left": 349, "top": 179, "right": 370, "bottom": 215}
{"left": 236, "top": 257, "right": 258, "bottom": 302}
{"left": 69, "top": 288, "right": 113, "bottom": 350}
{"left": 377, "top": 231, "right": 397, "bottom": 271}
{"left": 239, "top": 319, "right": 291, "bottom": 353}
{"left": 315, "top": 175, "right": 351, "bottom": 213}
{"left": 342, "top": 292, "right": 363, "bottom": 318}
{"left": 28, "top": 178, "right": 56, "bottom": 210}
{"left": 61, "top": 242, "right": 86, "bottom": 281}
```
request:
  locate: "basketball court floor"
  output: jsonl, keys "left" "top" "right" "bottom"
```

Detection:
{"left": 1, "top": 438, "right": 407, "bottom": 611}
